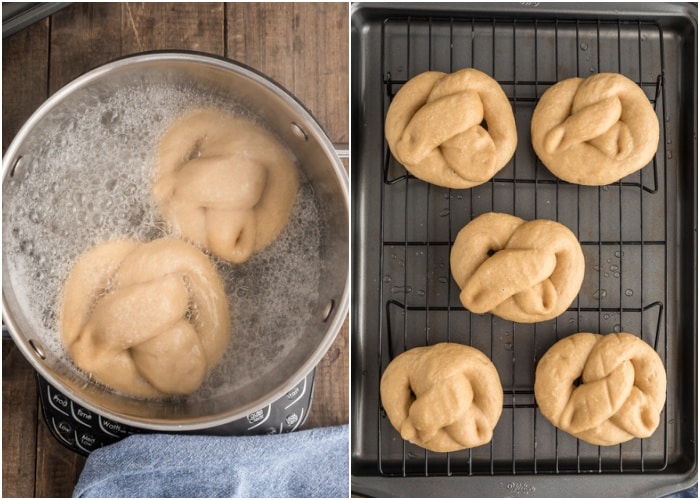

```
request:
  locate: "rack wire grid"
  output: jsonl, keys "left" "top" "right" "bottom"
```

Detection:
{"left": 376, "top": 14, "right": 670, "bottom": 477}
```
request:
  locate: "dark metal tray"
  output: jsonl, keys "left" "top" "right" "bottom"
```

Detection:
{"left": 350, "top": 2, "right": 697, "bottom": 497}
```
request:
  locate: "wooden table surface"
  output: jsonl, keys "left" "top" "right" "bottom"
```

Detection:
{"left": 2, "top": 3, "right": 349, "bottom": 497}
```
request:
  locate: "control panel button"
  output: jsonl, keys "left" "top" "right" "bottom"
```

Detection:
{"left": 47, "top": 386, "right": 70, "bottom": 416}
{"left": 75, "top": 432, "right": 99, "bottom": 453}
{"left": 71, "top": 402, "right": 95, "bottom": 428}
{"left": 51, "top": 417, "right": 76, "bottom": 446}
{"left": 98, "top": 416, "right": 129, "bottom": 437}
{"left": 285, "top": 413, "right": 299, "bottom": 426}
{"left": 246, "top": 405, "right": 270, "bottom": 430}
{"left": 284, "top": 377, "right": 308, "bottom": 409}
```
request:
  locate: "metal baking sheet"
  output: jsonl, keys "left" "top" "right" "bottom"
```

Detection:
{"left": 350, "top": 2, "right": 697, "bottom": 497}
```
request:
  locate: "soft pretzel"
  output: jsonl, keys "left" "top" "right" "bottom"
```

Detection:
{"left": 380, "top": 343, "right": 503, "bottom": 452}
{"left": 531, "top": 73, "right": 659, "bottom": 185}
{"left": 385, "top": 68, "right": 517, "bottom": 189}
{"left": 153, "top": 109, "right": 299, "bottom": 264}
{"left": 534, "top": 332, "right": 666, "bottom": 446}
{"left": 60, "top": 238, "right": 231, "bottom": 398}
{"left": 450, "top": 212, "right": 584, "bottom": 323}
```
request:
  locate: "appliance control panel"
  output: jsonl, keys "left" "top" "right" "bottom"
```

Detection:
{"left": 37, "top": 370, "right": 315, "bottom": 455}
{"left": 37, "top": 375, "right": 145, "bottom": 455}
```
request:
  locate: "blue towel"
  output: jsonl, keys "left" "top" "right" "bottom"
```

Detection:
{"left": 73, "top": 424, "right": 349, "bottom": 498}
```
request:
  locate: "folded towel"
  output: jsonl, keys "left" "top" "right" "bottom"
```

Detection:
{"left": 73, "top": 424, "right": 349, "bottom": 498}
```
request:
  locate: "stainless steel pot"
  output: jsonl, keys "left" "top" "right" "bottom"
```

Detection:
{"left": 2, "top": 52, "right": 349, "bottom": 430}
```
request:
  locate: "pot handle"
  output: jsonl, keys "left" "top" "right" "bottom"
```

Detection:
{"left": 333, "top": 143, "right": 349, "bottom": 160}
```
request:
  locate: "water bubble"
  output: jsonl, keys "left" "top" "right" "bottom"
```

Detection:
{"left": 613, "top": 324, "right": 622, "bottom": 333}
{"left": 610, "top": 264, "right": 619, "bottom": 271}
{"left": 589, "top": 66, "right": 596, "bottom": 73}
{"left": 101, "top": 109, "right": 120, "bottom": 128}
{"left": 614, "top": 272, "right": 620, "bottom": 278}
{"left": 28, "top": 210, "right": 41, "bottom": 224}
{"left": 19, "top": 239, "right": 34, "bottom": 255}
{"left": 416, "top": 289, "right": 426, "bottom": 297}
{"left": 604, "top": 313, "right": 610, "bottom": 320}
{"left": 62, "top": 117, "right": 78, "bottom": 133}
{"left": 593, "top": 289, "right": 607, "bottom": 300}
{"left": 382, "top": 275, "right": 392, "bottom": 284}
{"left": 28, "top": 157, "right": 40, "bottom": 174}
{"left": 579, "top": 42, "right": 589, "bottom": 51}
{"left": 437, "top": 276, "right": 449, "bottom": 284}
{"left": 439, "top": 208, "right": 450, "bottom": 217}
{"left": 504, "top": 342, "right": 513, "bottom": 351}
{"left": 614, "top": 250, "right": 624, "bottom": 258}
{"left": 625, "top": 289, "right": 634, "bottom": 296}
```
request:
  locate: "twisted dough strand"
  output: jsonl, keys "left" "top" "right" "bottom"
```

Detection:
{"left": 60, "top": 238, "right": 231, "bottom": 398}
{"left": 531, "top": 73, "right": 659, "bottom": 185}
{"left": 534, "top": 332, "right": 666, "bottom": 446}
{"left": 450, "top": 213, "right": 585, "bottom": 323}
{"left": 380, "top": 343, "right": 503, "bottom": 452}
{"left": 385, "top": 68, "right": 517, "bottom": 189}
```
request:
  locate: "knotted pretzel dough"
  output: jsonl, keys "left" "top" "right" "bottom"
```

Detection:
{"left": 450, "top": 212, "right": 584, "bottom": 323}
{"left": 385, "top": 68, "right": 517, "bottom": 189}
{"left": 380, "top": 343, "right": 503, "bottom": 452}
{"left": 534, "top": 332, "right": 666, "bottom": 446}
{"left": 153, "top": 109, "right": 299, "bottom": 264}
{"left": 60, "top": 238, "right": 231, "bottom": 398}
{"left": 531, "top": 73, "right": 659, "bottom": 185}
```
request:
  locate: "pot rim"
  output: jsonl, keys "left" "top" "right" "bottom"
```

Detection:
{"left": 2, "top": 50, "right": 349, "bottom": 430}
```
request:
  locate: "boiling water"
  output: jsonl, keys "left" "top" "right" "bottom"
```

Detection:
{"left": 3, "top": 81, "right": 322, "bottom": 400}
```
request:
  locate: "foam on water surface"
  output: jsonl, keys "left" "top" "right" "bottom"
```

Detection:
{"left": 3, "top": 80, "right": 322, "bottom": 400}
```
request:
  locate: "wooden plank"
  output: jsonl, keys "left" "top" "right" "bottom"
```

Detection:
{"left": 226, "top": 2, "right": 296, "bottom": 87}
{"left": 48, "top": 2, "right": 122, "bottom": 94}
{"left": 1, "top": 19, "right": 49, "bottom": 153}
{"left": 2, "top": 341, "right": 39, "bottom": 498}
{"left": 35, "top": 420, "right": 86, "bottom": 498}
{"left": 304, "top": 319, "right": 350, "bottom": 428}
{"left": 291, "top": 2, "right": 349, "bottom": 143}
{"left": 226, "top": 2, "right": 348, "bottom": 143}
{"left": 121, "top": 2, "right": 225, "bottom": 55}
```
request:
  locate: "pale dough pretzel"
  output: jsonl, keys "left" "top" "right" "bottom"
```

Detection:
{"left": 60, "top": 238, "right": 231, "bottom": 398}
{"left": 534, "top": 332, "right": 666, "bottom": 446}
{"left": 153, "top": 109, "right": 299, "bottom": 264}
{"left": 531, "top": 73, "right": 659, "bottom": 185}
{"left": 380, "top": 343, "right": 503, "bottom": 452}
{"left": 450, "top": 212, "right": 584, "bottom": 323}
{"left": 385, "top": 68, "right": 517, "bottom": 189}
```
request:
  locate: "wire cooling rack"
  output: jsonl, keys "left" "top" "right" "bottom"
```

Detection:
{"left": 375, "top": 13, "right": 669, "bottom": 477}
